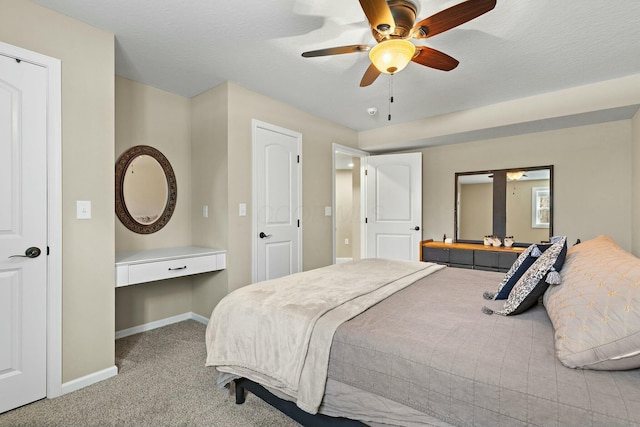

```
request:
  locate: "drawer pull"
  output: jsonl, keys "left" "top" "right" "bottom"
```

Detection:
{"left": 168, "top": 266, "right": 187, "bottom": 271}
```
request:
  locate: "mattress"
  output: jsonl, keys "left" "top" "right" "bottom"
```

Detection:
{"left": 325, "top": 267, "right": 640, "bottom": 427}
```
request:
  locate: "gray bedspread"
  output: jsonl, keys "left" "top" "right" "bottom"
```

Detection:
{"left": 327, "top": 267, "right": 640, "bottom": 427}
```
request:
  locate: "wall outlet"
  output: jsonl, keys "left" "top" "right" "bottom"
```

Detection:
{"left": 239, "top": 203, "right": 247, "bottom": 217}
{"left": 203, "top": 205, "right": 209, "bottom": 218}
{"left": 325, "top": 206, "right": 332, "bottom": 216}
{"left": 344, "top": 238, "right": 349, "bottom": 245}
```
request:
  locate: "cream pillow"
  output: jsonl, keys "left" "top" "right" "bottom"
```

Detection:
{"left": 543, "top": 235, "right": 640, "bottom": 370}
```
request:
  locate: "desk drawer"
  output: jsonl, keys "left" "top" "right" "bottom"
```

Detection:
{"left": 128, "top": 254, "right": 218, "bottom": 285}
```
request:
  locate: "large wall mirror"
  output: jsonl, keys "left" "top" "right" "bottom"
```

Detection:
{"left": 455, "top": 165, "right": 553, "bottom": 246}
{"left": 115, "top": 145, "right": 177, "bottom": 234}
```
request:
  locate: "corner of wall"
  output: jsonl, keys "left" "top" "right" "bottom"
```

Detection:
{"left": 631, "top": 109, "right": 640, "bottom": 255}
{"left": 190, "top": 83, "right": 230, "bottom": 316}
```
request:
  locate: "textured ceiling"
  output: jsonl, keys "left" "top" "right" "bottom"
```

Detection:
{"left": 34, "top": 0, "right": 640, "bottom": 138}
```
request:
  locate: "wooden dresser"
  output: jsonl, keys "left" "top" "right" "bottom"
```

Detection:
{"left": 420, "top": 240, "right": 525, "bottom": 273}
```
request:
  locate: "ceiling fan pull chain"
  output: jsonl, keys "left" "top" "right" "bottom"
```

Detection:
{"left": 388, "top": 74, "right": 394, "bottom": 121}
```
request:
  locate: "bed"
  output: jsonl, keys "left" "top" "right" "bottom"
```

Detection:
{"left": 205, "top": 236, "right": 640, "bottom": 426}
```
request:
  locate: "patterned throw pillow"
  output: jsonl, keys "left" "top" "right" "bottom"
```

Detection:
{"left": 485, "top": 237, "right": 568, "bottom": 300}
{"left": 483, "top": 236, "right": 567, "bottom": 316}
{"left": 543, "top": 235, "right": 640, "bottom": 370}
{"left": 484, "top": 244, "right": 538, "bottom": 300}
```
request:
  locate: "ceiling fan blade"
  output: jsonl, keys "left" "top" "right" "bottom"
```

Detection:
{"left": 302, "top": 44, "right": 371, "bottom": 57}
{"left": 359, "top": 0, "right": 396, "bottom": 34}
{"left": 412, "top": 0, "right": 496, "bottom": 39}
{"left": 360, "top": 63, "right": 381, "bottom": 87}
{"left": 412, "top": 47, "right": 459, "bottom": 71}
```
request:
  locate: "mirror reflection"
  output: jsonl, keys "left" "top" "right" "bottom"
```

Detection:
{"left": 505, "top": 169, "right": 550, "bottom": 243}
{"left": 123, "top": 154, "right": 168, "bottom": 225}
{"left": 456, "top": 173, "right": 493, "bottom": 241}
{"left": 455, "top": 166, "right": 553, "bottom": 245}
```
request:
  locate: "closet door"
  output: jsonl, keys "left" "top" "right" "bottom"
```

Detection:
{"left": 0, "top": 54, "right": 48, "bottom": 413}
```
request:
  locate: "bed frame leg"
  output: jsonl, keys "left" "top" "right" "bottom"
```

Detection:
{"left": 235, "top": 380, "right": 246, "bottom": 404}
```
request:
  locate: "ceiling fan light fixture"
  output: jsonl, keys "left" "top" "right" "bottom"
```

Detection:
{"left": 507, "top": 171, "right": 525, "bottom": 181}
{"left": 369, "top": 39, "right": 416, "bottom": 74}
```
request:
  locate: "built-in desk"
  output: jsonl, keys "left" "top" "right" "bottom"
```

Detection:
{"left": 115, "top": 246, "right": 226, "bottom": 287}
{"left": 420, "top": 240, "right": 524, "bottom": 273}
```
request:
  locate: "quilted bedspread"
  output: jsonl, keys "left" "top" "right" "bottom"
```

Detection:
{"left": 205, "top": 258, "right": 444, "bottom": 414}
{"left": 327, "top": 267, "right": 640, "bottom": 426}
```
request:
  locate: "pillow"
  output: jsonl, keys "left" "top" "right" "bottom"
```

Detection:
{"left": 486, "top": 237, "right": 568, "bottom": 300}
{"left": 483, "top": 236, "right": 567, "bottom": 316}
{"left": 543, "top": 235, "right": 640, "bottom": 370}
{"left": 485, "top": 244, "right": 538, "bottom": 300}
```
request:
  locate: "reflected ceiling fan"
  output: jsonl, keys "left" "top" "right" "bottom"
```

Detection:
{"left": 302, "top": 0, "right": 496, "bottom": 87}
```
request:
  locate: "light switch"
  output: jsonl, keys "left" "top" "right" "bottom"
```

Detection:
{"left": 325, "top": 206, "right": 332, "bottom": 216}
{"left": 76, "top": 200, "right": 91, "bottom": 219}
{"left": 344, "top": 238, "right": 349, "bottom": 245}
{"left": 203, "top": 205, "right": 209, "bottom": 218}
{"left": 239, "top": 203, "right": 247, "bottom": 217}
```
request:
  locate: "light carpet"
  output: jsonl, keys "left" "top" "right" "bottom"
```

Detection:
{"left": 0, "top": 320, "right": 300, "bottom": 426}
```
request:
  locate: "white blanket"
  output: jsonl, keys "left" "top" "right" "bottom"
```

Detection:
{"left": 205, "top": 258, "right": 444, "bottom": 413}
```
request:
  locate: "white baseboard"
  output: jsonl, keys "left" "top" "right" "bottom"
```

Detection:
{"left": 336, "top": 257, "right": 353, "bottom": 264}
{"left": 57, "top": 312, "right": 210, "bottom": 397}
{"left": 60, "top": 365, "right": 117, "bottom": 396}
{"left": 115, "top": 311, "right": 209, "bottom": 340}
{"left": 189, "top": 312, "right": 210, "bottom": 325}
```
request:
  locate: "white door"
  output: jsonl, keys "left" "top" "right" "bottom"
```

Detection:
{"left": 0, "top": 54, "right": 48, "bottom": 413}
{"left": 366, "top": 152, "right": 422, "bottom": 261}
{"left": 253, "top": 121, "right": 302, "bottom": 282}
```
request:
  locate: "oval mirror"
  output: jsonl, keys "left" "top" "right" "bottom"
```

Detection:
{"left": 115, "top": 145, "right": 177, "bottom": 234}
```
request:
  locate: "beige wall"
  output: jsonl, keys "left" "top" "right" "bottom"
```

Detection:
{"left": 224, "top": 82, "right": 359, "bottom": 291}
{"left": 458, "top": 182, "right": 493, "bottom": 240}
{"left": 114, "top": 77, "right": 193, "bottom": 330}
{"left": 0, "top": 0, "right": 115, "bottom": 382}
{"left": 336, "top": 170, "right": 353, "bottom": 258}
{"left": 188, "top": 82, "right": 359, "bottom": 317}
{"left": 190, "top": 84, "right": 229, "bottom": 319}
{"left": 418, "top": 120, "right": 633, "bottom": 251}
{"left": 351, "top": 157, "right": 362, "bottom": 261}
{"left": 506, "top": 179, "right": 550, "bottom": 243}
{"left": 633, "top": 110, "right": 640, "bottom": 255}
{"left": 116, "top": 78, "right": 360, "bottom": 327}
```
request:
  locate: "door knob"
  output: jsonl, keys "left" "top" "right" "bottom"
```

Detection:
{"left": 410, "top": 226, "right": 420, "bottom": 231}
{"left": 9, "top": 246, "right": 42, "bottom": 259}
{"left": 259, "top": 232, "right": 272, "bottom": 239}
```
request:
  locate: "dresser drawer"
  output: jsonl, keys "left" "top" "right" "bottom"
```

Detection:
{"left": 127, "top": 254, "right": 218, "bottom": 285}
{"left": 474, "top": 251, "right": 518, "bottom": 272}
{"left": 474, "top": 251, "right": 499, "bottom": 269}
{"left": 449, "top": 248, "right": 473, "bottom": 266}
{"left": 424, "top": 247, "right": 450, "bottom": 263}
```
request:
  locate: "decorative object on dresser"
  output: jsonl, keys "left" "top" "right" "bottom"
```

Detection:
{"left": 420, "top": 239, "right": 524, "bottom": 272}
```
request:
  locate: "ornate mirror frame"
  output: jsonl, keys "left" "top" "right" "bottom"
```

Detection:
{"left": 115, "top": 145, "right": 177, "bottom": 234}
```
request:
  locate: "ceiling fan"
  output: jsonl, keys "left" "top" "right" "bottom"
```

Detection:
{"left": 302, "top": 0, "right": 496, "bottom": 87}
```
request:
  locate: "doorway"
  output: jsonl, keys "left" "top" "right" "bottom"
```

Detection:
{"left": 252, "top": 120, "right": 302, "bottom": 283}
{"left": 332, "top": 144, "right": 368, "bottom": 264}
